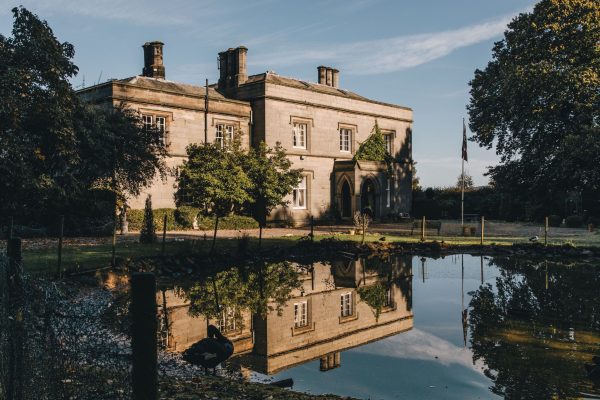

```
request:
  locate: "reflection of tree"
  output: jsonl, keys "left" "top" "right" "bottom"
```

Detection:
{"left": 468, "top": 257, "right": 600, "bottom": 399}
{"left": 358, "top": 283, "right": 388, "bottom": 321}
{"left": 185, "top": 261, "right": 301, "bottom": 323}
{"left": 358, "top": 255, "right": 413, "bottom": 319}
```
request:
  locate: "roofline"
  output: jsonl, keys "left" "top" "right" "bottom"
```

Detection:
{"left": 76, "top": 77, "right": 251, "bottom": 107}
{"left": 243, "top": 73, "right": 413, "bottom": 112}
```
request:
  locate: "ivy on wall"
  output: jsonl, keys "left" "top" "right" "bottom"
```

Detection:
{"left": 354, "top": 121, "right": 394, "bottom": 175}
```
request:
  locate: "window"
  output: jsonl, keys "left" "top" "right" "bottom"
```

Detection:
{"left": 143, "top": 114, "right": 169, "bottom": 146}
{"left": 293, "top": 176, "right": 307, "bottom": 209}
{"left": 385, "top": 287, "right": 393, "bottom": 308}
{"left": 218, "top": 307, "right": 238, "bottom": 333}
{"left": 293, "top": 122, "right": 307, "bottom": 149}
{"left": 155, "top": 116, "right": 166, "bottom": 145}
{"left": 294, "top": 301, "right": 308, "bottom": 328}
{"left": 225, "top": 125, "right": 234, "bottom": 142}
{"left": 386, "top": 179, "right": 391, "bottom": 207}
{"left": 340, "top": 128, "right": 351, "bottom": 152}
{"left": 143, "top": 115, "right": 153, "bottom": 131}
{"left": 215, "top": 124, "right": 224, "bottom": 147}
{"left": 340, "top": 292, "right": 353, "bottom": 317}
{"left": 216, "top": 124, "right": 235, "bottom": 148}
{"left": 384, "top": 134, "right": 393, "bottom": 154}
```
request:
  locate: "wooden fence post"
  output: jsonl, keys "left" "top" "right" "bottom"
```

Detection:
{"left": 421, "top": 216, "right": 426, "bottom": 242}
{"left": 131, "top": 273, "right": 158, "bottom": 400}
{"left": 544, "top": 216, "right": 548, "bottom": 246}
{"left": 310, "top": 216, "right": 314, "bottom": 242}
{"left": 480, "top": 216, "right": 485, "bottom": 245}
{"left": 161, "top": 214, "right": 167, "bottom": 254}
{"left": 111, "top": 209, "right": 117, "bottom": 268}
{"left": 56, "top": 215, "right": 64, "bottom": 278}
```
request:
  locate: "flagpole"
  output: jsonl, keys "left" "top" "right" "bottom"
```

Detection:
{"left": 461, "top": 118, "right": 465, "bottom": 228}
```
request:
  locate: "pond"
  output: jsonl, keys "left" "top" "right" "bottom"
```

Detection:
{"left": 158, "top": 254, "right": 600, "bottom": 399}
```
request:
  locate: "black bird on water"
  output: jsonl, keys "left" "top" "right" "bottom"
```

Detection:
{"left": 182, "top": 325, "right": 234, "bottom": 375}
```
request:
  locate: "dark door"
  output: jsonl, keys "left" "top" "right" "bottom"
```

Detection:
{"left": 361, "top": 179, "right": 377, "bottom": 219}
{"left": 341, "top": 181, "right": 352, "bottom": 218}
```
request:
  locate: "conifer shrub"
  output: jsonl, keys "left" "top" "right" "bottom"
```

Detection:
{"left": 139, "top": 195, "right": 157, "bottom": 243}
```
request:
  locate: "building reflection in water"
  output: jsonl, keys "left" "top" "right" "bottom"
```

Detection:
{"left": 158, "top": 255, "right": 414, "bottom": 375}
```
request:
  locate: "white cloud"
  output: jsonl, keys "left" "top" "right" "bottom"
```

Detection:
{"left": 252, "top": 12, "right": 521, "bottom": 75}
{"left": 355, "top": 328, "right": 487, "bottom": 374}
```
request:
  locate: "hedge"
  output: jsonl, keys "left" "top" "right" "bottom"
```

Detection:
{"left": 126, "top": 208, "right": 258, "bottom": 231}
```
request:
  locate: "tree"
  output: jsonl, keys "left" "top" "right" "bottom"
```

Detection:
{"left": 456, "top": 172, "right": 474, "bottom": 190}
{"left": 243, "top": 141, "right": 302, "bottom": 249}
{"left": 139, "top": 195, "right": 157, "bottom": 243}
{"left": 0, "top": 7, "right": 166, "bottom": 227}
{"left": 468, "top": 0, "right": 600, "bottom": 218}
{"left": 175, "top": 143, "right": 252, "bottom": 253}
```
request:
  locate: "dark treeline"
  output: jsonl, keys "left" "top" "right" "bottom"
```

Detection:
{"left": 412, "top": 185, "right": 600, "bottom": 223}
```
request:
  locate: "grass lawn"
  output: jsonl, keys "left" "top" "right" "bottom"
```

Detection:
{"left": 18, "top": 228, "right": 600, "bottom": 276}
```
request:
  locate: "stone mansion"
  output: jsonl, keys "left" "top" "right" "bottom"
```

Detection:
{"left": 78, "top": 42, "right": 413, "bottom": 224}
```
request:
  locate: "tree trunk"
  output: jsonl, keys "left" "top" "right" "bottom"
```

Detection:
{"left": 210, "top": 215, "right": 219, "bottom": 255}
{"left": 258, "top": 225, "right": 263, "bottom": 251}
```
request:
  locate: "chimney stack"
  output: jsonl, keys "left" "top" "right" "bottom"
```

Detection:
{"left": 317, "top": 66, "right": 327, "bottom": 85}
{"left": 142, "top": 41, "right": 165, "bottom": 79}
{"left": 218, "top": 46, "right": 248, "bottom": 90}
{"left": 316, "top": 66, "right": 340, "bottom": 88}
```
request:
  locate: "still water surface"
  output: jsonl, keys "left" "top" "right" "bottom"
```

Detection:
{"left": 163, "top": 254, "right": 600, "bottom": 399}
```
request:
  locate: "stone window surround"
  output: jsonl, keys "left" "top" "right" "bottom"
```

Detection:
{"left": 289, "top": 116, "right": 313, "bottom": 152}
{"left": 338, "top": 123, "right": 357, "bottom": 154}
{"left": 291, "top": 171, "right": 313, "bottom": 212}
{"left": 381, "top": 129, "right": 396, "bottom": 155}
{"left": 211, "top": 117, "right": 241, "bottom": 141}
{"left": 291, "top": 296, "right": 315, "bottom": 336}
{"left": 339, "top": 291, "right": 357, "bottom": 323}
{"left": 139, "top": 108, "right": 173, "bottom": 147}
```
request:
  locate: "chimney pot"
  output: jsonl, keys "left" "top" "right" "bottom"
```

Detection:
{"left": 317, "top": 66, "right": 327, "bottom": 85}
{"left": 326, "top": 68, "right": 333, "bottom": 86}
{"left": 332, "top": 68, "right": 339, "bottom": 88}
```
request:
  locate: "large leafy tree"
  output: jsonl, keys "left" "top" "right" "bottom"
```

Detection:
{"left": 0, "top": 7, "right": 166, "bottom": 227}
{"left": 243, "top": 141, "right": 302, "bottom": 249}
{"left": 468, "top": 0, "right": 600, "bottom": 219}
{"left": 175, "top": 143, "right": 252, "bottom": 253}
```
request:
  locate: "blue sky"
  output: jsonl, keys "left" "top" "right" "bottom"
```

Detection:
{"left": 0, "top": 0, "right": 533, "bottom": 187}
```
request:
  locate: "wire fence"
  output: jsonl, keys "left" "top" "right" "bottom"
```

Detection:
{"left": 0, "top": 242, "right": 133, "bottom": 399}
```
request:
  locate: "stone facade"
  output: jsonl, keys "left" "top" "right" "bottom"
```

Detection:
{"left": 77, "top": 42, "right": 413, "bottom": 222}
{"left": 159, "top": 256, "right": 414, "bottom": 374}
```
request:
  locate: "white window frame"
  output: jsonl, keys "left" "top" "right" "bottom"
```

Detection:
{"left": 218, "top": 306, "right": 237, "bottom": 333}
{"left": 386, "top": 179, "right": 391, "bottom": 207}
{"left": 292, "top": 176, "right": 307, "bottom": 209}
{"left": 155, "top": 116, "right": 166, "bottom": 145}
{"left": 143, "top": 114, "right": 153, "bottom": 131}
{"left": 293, "top": 122, "right": 307, "bottom": 149}
{"left": 215, "top": 124, "right": 224, "bottom": 147}
{"left": 294, "top": 301, "right": 308, "bottom": 328}
{"left": 340, "top": 128, "right": 351, "bottom": 152}
{"left": 225, "top": 125, "right": 234, "bottom": 142}
{"left": 384, "top": 134, "right": 393, "bottom": 154}
{"left": 340, "top": 292, "right": 353, "bottom": 317}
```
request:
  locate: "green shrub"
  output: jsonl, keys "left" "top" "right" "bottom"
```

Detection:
{"left": 565, "top": 215, "right": 583, "bottom": 228}
{"left": 548, "top": 215, "right": 562, "bottom": 227}
{"left": 128, "top": 208, "right": 179, "bottom": 231}
{"left": 126, "top": 209, "right": 258, "bottom": 231}
{"left": 174, "top": 206, "right": 200, "bottom": 229}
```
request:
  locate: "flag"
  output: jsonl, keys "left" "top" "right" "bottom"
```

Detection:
{"left": 462, "top": 119, "right": 468, "bottom": 162}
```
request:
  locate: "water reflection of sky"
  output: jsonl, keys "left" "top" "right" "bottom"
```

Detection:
{"left": 249, "top": 255, "right": 503, "bottom": 399}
